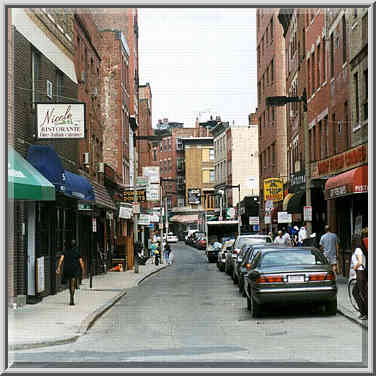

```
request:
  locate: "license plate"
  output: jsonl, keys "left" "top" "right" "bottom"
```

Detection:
{"left": 287, "top": 275, "right": 304, "bottom": 283}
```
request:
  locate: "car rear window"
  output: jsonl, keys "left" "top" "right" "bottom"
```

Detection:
{"left": 237, "top": 237, "right": 271, "bottom": 248}
{"left": 259, "top": 250, "right": 327, "bottom": 267}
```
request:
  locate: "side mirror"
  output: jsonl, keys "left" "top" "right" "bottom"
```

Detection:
{"left": 248, "top": 270, "right": 260, "bottom": 281}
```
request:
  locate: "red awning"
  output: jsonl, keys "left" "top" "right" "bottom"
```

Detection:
{"left": 325, "top": 165, "right": 368, "bottom": 199}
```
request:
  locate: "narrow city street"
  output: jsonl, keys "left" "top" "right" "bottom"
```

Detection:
{"left": 11, "top": 242, "right": 366, "bottom": 367}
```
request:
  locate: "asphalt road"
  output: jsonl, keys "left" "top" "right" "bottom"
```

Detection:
{"left": 11, "top": 242, "right": 367, "bottom": 368}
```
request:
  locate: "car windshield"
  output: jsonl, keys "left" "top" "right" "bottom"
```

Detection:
{"left": 237, "top": 237, "right": 270, "bottom": 248}
{"left": 259, "top": 250, "right": 326, "bottom": 268}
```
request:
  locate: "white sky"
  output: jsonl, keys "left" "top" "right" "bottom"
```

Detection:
{"left": 138, "top": 8, "right": 257, "bottom": 128}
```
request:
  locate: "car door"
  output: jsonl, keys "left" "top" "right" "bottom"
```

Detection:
{"left": 244, "top": 250, "right": 262, "bottom": 298}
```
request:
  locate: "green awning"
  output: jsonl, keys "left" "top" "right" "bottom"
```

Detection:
{"left": 8, "top": 146, "right": 56, "bottom": 201}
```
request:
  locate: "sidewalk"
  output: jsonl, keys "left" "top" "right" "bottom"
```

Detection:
{"left": 8, "top": 259, "right": 169, "bottom": 351}
{"left": 336, "top": 275, "right": 368, "bottom": 329}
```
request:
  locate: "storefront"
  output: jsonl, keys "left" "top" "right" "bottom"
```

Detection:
{"left": 26, "top": 145, "right": 95, "bottom": 301}
{"left": 325, "top": 164, "right": 368, "bottom": 276}
{"left": 8, "top": 146, "right": 56, "bottom": 306}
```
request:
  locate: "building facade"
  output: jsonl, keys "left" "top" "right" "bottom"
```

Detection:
{"left": 256, "top": 8, "right": 288, "bottom": 231}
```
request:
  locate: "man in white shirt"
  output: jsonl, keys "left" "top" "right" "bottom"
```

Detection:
{"left": 281, "top": 227, "right": 292, "bottom": 246}
{"left": 274, "top": 230, "right": 285, "bottom": 245}
{"left": 298, "top": 224, "right": 309, "bottom": 246}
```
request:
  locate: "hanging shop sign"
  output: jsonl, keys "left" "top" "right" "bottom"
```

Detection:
{"left": 278, "top": 211, "right": 292, "bottom": 224}
{"left": 188, "top": 188, "right": 201, "bottom": 204}
{"left": 303, "top": 206, "right": 312, "bottom": 221}
{"left": 36, "top": 103, "right": 85, "bottom": 139}
{"left": 249, "top": 217, "right": 260, "bottom": 225}
{"left": 264, "top": 178, "right": 284, "bottom": 202}
{"left": 123, "top": 189, "right": 146, "bottom": 202}
{"left": 119, "top": 206, "right": 132, "bottom": 219}
{"left": 138, "top": 214, "right": 151, "bottom": 226}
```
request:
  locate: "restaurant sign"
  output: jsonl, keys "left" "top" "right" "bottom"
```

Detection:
{"left": 36, "top": 103, "right": 85, "bottom": 139}
{"left": 264, "top": 178, "right": 283, "bottom": 202}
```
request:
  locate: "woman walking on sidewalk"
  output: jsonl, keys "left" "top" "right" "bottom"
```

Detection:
{"left": 350, "top": 234, "right": 368, "bottom": 320}
{"left": 56, "top": 240, "right": 85, "bottom": 306}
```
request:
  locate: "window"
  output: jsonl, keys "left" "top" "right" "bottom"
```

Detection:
{"left": 168, "top": 138, "right": 171, "bottom": 150}
{"left": 56, "top": 70, "right": 63, "bottom": 102}
{"left": 323, "top": 116, "right": 328, "bottom": 158}
{"left": 163, "top": 139, "right": 167, "bottom": 152}
{"left": 311, "top": 51, "right": 315, "bottom": 92}
{"left": 153, "top": 149, "right": 157, "bottom": 161}
{"left": 270, "top": 17, "right": 273, "bottom": 41}
{"left": 363, "top": 69, "right": 368, "bottom": 120}
{"left": 32, "top": 50, "right": 41, "bottom": 104}
{"left": 271, "top": 58, "right": 274, "bottom": 82}
{"left": 209, "top": 170, "right": 215, "bottom": 182}
{"left": 168, "top": 159, "right": 171, "bottom": 171}
{"left": 330, "top": 34, "right": 334, "bottom": 78}
{"left": 322, "top": 39, "right": 326, "bottom": 82}
{"left": 272, "top": 143, "right": 275, "bottom": 166}
{"left": 258, "top": 81, "right": 261, "bottom": 103}
{"left": 332, "top": 113, "right": 336, "bottom": 154}
{"left": 209, "top": 149, "right": 215, "bottom": 160}
{"left": 317, "top": 44, "right": 321, "bottom": 86}
{"left": 302, "top": 28, "right": 306, "bottom": 61}
{"left": 164, "top": 160, "right": 167, "bottom": 173}
{"left": 160, "top": 143, "right": 162, "bottom": 152}
{"left": 202, "top": 148, "right": 209, "bottom": 162}
{"left": 344, "top": 101, "right": 350, "bottom": 148}
{"left": 354, "top": 72, "right": 360, "bottom": 124}
{"left": 342, "top": 15, "right": 347, "bottom": 64}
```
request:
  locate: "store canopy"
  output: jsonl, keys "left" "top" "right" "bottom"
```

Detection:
{"left": 8, "top": 146, "right": 55, "bottom": 201}
{"left": 325, "top": 165, "right": 368, "bottom": 199}
{"left": 286, "top": 191, "right": 306, "bottom": 213}
{"left": 27, "top": 145, "right": 94, "bottom": 201}
{"left": 90, "top": 179, "right": 117, "bottom": 210}
{"left": 170, "top": 214, "right": 198, "bottom": 223}
{"left": 282, "top": 193, "right": 295, "bottom": 211}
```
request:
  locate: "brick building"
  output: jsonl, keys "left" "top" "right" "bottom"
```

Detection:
{"left": 256, "top": 8, "right": 288, "bottom": 232}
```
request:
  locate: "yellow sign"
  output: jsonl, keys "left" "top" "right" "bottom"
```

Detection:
{"left": 264, "top": 178, "right": 283, "bottom": 202}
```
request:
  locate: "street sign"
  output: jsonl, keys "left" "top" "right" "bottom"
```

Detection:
{"left": 278, "top": 211, "right": 292, "bottom": 224}
{"left": 303, "top": 206, "right": 312, "bottom": 221}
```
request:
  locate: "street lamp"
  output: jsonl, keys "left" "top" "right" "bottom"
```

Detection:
{"left": 265, "top": 89, "right": 312, "bottom": 233}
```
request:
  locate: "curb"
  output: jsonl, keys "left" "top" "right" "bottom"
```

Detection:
{"left": 9, "top": 266, "right": 170, "bottom": 351}
{"left": 136, "top": 264, "right": 169, "bottom": 286}
{"left": 337, "top": 306, "right": 368, "bottom": 329}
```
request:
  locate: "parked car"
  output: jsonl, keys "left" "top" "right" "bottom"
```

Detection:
{"left": 244, "top": 247, "right": 337, "bottom": 318}
{"left": 185, "top": 229, "right": 198, "bottom": 244}
{"left": 237, "top": 244, "right": 280, "bottom": 296}
{"left": 217, "top": 239, "right": 235, "bottom": 271}
{"left": 167, "top": 232, "right": 178, "bottom": 243}
{"left": 196, "top": 236, "right": 207, "bottom": 250}
{"left": 189, "top": 232, "right": 205, "bottom": 247}
{"left": 225, "top": 234, "right": 272, "bottom": 277}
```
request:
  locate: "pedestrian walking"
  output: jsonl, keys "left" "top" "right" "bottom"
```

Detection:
{"left": 168, "top": 250, "right": 175, "bottom": 265}
{"left": 274, "top": 230, "right": 285, "bottom": 245}
{"left": 281, "top": 227, "right": 292, "bottom": 246}
{"left": 298, "top": 223, "right": 309, "bottom": 246}
{"left": 164, "top": 241, "right": 171, "bottom": 264}
{"left": 56, "top": 239, "right": 85, "bottom": 306}
{"left": 350, "top": 234, "right": 368, "bottom": 320}
{"left": 150, "top": 241, "right": 158, "bottom": 264}
{"left": 319, "top": 225, "right": 339, "bottom": 274}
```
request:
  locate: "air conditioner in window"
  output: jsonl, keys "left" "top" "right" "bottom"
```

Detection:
{"left": 91, "top": 87, "right": 98, "bottom": 97}
{"left": 98, "top": 162, "right": 104, "bottom": 173}
{"left": 83, "top": 152, "right": 89, "bottom": 165}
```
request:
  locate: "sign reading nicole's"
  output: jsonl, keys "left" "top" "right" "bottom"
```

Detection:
{"left": 36, "top": 103, "right": 85, "bottom": 139}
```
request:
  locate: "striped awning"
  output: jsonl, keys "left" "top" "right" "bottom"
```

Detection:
{"left": 170, "top": 214, "right": 198, "bottom": 223}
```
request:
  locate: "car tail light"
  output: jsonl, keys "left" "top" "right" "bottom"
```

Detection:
{"left": 308, "top": 272, "right": 336, "bottom": 281}
{"left": 256, "top": 274, "right": 284, "bottom": 283}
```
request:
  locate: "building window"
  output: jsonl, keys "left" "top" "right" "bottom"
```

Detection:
{"left": 270, "top": 17, "right": 273, "bottom": 41}
{"left": 363, "top": 69, "right": 368, "bottom": 121}
{"left": 323, "top": 116, "right": 328, "bottom": 158}
{"left": 344, "top": 101, "right": 349, "bottom": 148}
{"left": 271, "top": 58, "right": 274, "bottom": 82}
{"left": 153, "top": 149, "right": 157, "bottom": 161}
{"left": 56, "top": 70, "right": 63, "bottom": 102}
{"left": 168, "top": 159, "right": 171, "bottom": 171}
{"left": 272, "top": 143, "right": 275, "bottom": 166}
{"left": 32, "top": 50, "right": 41, "bottom": 104}
{"left": 354, "top": 72, "right": 360, "bottom": 124}
{"left": 322, "top": 39, "right": 326, "bottom": 82}
{"left": 307, "top": 58, "right": 311, "bottom": 96}
{"left": 330, "top": 34, "right": 334, "bottom": 78}
{"left": 311, "top": 51, "right": 315, "bottom": 92}
{"left": 317, "top": 44, "right": 321, "bottom": 86}
{"left": 332, "top": 113, "right": 336, "bottom": 154}
{"left": 209, "top": 149, "right": 214, "bottom": 160}
{"left": 209, "top": 170, "right": 215, "bottom": 182}
{"left": 342, "top": 15, "right": 347, "bottom": 64}
{"left": 164, "top": 160, "right": 167, "bottom": 173}
{"left": 168, "top": 138, "right": 171, "bottom": 150}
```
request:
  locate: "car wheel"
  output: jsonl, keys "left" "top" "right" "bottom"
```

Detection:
{"left": 325, "top": 299, "right": 337, "bottom": 316}
{"left": 250, "top": 295, "right": 262, "bottom": 318}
